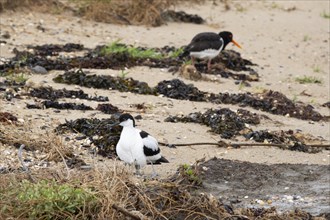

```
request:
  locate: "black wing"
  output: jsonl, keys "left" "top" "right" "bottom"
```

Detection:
{"left": 185, "top": 32, "right": 223, "bottom": 52}
{"left": 140, "top": 131, "right": 160, "bottom": 156}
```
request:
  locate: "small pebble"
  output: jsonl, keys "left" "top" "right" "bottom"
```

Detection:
{"left": 286, "top": 195, "right": 293, "bottom": 200}
{"left": 31, "top": 65, "right": 48, "bottom": 74}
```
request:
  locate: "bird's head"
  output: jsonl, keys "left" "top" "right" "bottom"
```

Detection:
{"left": 119, "top": 113, "right": 136, "bottom": 127}
{"left": 219, "top": 31, "right": 242, "bottom": 49}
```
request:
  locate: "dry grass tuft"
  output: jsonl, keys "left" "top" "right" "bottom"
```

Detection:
{"left": 0, "top": 159, "right": 230, "bottom": 219}
{"left": 0, "top": 121, "right": 73, "bottom": 162}
{"left": 0, "top": 0, "right": 210, "bottom": 25}
{"left": 0, "top": 0, "right": 68, "bottom": 13}
{"left": 0, "top": 153, "right": 325, "bottom": 219}
{"left": 76, "top": 0, "right": 173, "bottom": 26}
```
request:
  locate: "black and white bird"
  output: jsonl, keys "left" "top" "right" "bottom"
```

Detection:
{"left": 115, "top": 113, "right": 168, "bottom": 176}
{"left": 184, "top": 31, "right": 242, "bottom": 71}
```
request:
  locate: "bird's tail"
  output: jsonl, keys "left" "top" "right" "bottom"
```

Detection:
{"left": 152, "top": 156, "right": 169, "bottom": 164}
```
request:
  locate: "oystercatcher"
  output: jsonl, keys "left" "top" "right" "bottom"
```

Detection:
{"left": 185, "top": 31, "right": 242, "bottom": 71}
{"left": 115, "top": 113, "right": 169, "bottom": 176}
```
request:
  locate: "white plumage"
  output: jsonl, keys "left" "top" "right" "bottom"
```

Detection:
{"left": 115, "top": 113, "right": 168, "bottom": 176}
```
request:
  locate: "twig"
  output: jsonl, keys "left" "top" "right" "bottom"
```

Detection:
{"left": 224, "top": 215, "right": 249, "bottom": 220}
{"left": 18, "top": 144, "right": 35, "bottom": 183}
{"left": 112, "top": 204, "right": 142, "bottom": 220}
{"left": 18, "top": 144, "right": 28, "bottom": 172}
{"left": 53, "top": 143, "right": 71, "bottom": 180}
{"left": 159, "top": 141, "right": 330, "bottom": 149}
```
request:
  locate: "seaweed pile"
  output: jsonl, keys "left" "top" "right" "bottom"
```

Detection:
{"left": 165, "top": 108, "right": 259, "bottom": 139}
{"left": 0, "top": 112, "right": 18, "bottom": 124}
{"left": 27, "top": 43, "right": 85, "bottom": 56}
{"left": 211, "top": 90, "right": 324, "bottom": 121}
{"left": 52, "top": 70, "right": 324, "bottom": 121}
{"left": 96, "top": 103, "right": 121, "bottom": 114}
{"left": 166, "top": 108, "right": 325, "bottom": 153}
{"left": 30, "top": 87, "right": 109, "bottom": 101}
{"left": 244, "top": 130, "right": 324, "bottom": 153}
{"left": 53, "top": 69, "right": 156, "bottom": 95}
{"left": 156, "top": 79, "right": 207, "bottom": 101}
{"left": 26, "top": 101, "right": 93, "bottom": 111}
{"left": 214, "top": 50, "right": 257, "bottom": 73}
{"left": 0, "top": 43, "right": 257, "bottom": 80}
{"left": 161, "top": 10, "right": 205, "bottom": 24}
{"left": 190, "top": 50, "right": 259, "bottom": 79}
{"left": 55, "top": 117, "right": 122, "bottom": 157}
{"left": 156, "top": 79, "right": 324, "bottom": 121}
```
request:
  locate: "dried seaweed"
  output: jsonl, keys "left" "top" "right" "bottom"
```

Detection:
{"left": 165, "top": 108, "right": 258, "bottom": 139}
{"left": 156, "top": 79, "right": 207, "bottom": 101}
{"left": 26, "top": 100, "right": 93, "bottom": 111}
{"left": 166, "top": 109, "right": 324, "bottom": 152}
{"left": 0, "top": 112, "right": 18, "bottom": 124}
{"left": 322, "top": 101, "right": 330, "bottom": 108}
{"left": 27, "top": 43, "right": 85, "bottom": 56}
{"left": 51, "top": 70, "right": 324, "bottom": 121}
{"left": 1, "top": 45, "right": 256, "bottom": 80}
{"left": 96, "top": 103, "right": 121, "bottom": 114}
{"left": 244, "top": 130, "right": 322, "bottom": 153}
{"left": 161, "top": 10, "right": 205, "bottom": 24}
{"left": 30, "top": 87, "right": 109, "bottom": 101}
{"left": 55, "top": 117, "right": 122, "bottom": 157}
{"left": 211, "top": 90, "right": 324, "bottom": 121}
{"left": 53, "top": 69, "right": 156, "bottom": 95}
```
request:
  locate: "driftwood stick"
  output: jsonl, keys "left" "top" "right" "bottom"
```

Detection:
{"left": 18, "top": 144, "right": 36, "bottom": 183}
{"left": 112, "top": 204, "right": 142, "bottom": 220}
{"left": 159, "top": 141, "right": 330, "bottom": 148}
{"left": 18, "top": 144, "right": 28, "bottom": 172}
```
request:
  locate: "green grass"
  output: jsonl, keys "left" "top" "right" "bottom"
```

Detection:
{"left": 119, "top": 69, "right": 130, "bottom": 78}
{"left": 303, "top": 35, "right": 311, "bottom": 42}
{"left": 100, "top": 41, "right": 185, "bottom": 59}
{"left": 320, "top": 10, "right": 330, "bottom": 19}
{"left": 5, "top": 72, "right": 29, "bottom": 84}
{"left": 1, "top": 180, "right": 97, "bottom": 219}
{"left": 182, "top": 164, "right": 202, "bottom": 184}
{"left": 312, "top": 66, "right": 321, "bottom": 73}
{"left": 292, "top": 94, "right": 298, "bottom": 103}
{"left": 295, "top": 76, "right": 323, "bottom": 84}
{"left": 169, "top": 47, "right": 184, "bottom": 58}
{"left": 101, "top": 41, "right": 163, "bottom": 59}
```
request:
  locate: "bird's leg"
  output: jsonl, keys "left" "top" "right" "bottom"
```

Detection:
{"left": 207, "top": 59, "right": 212, "bottom": 72}
{"left": 149, "top": 161, "right": 158, "bottom": 178}
{"left": 134, "top": 164, "right": 142, "bottom": 176}
{"left": 191, "top": 57, "right": 195, "bottom": 67}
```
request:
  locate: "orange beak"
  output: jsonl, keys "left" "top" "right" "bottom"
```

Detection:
{"left": 231, "top": 39, "right": 242, "bottom": 49}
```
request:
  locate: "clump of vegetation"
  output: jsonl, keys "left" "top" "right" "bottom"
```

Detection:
{"left": 100, "top": 41, "right": 163, "bottom": 59}
{"left": 181, "top": 164, "right": 202, "bottom": 185}
{"left": 303, "top": 35, "right": 311, "bottom": 42}
{"left": 320, "top": 10, "right": 330, "bottom": 19}
{"left": 0, "top": 0, "right": 66, "bottom": 13}
{"left": 312, "top": 65, "right": 321, "bottom": 73}
{"left": 0, "top": 121, "right": 73, "bottom": 161}
{"left": 0, "top": 180, "right": 97, "bottom": 219}
{"left": 295, "top": 75, "right": 323, "bottom": 84}
{"left": 3, "top": 72, "right": 29, "bottom": 84}
{"left": 169, "top": 47, "right": 184, "bottom": 58}
{"left": 73, "top": 0, "right": 174, "bottom": 26}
